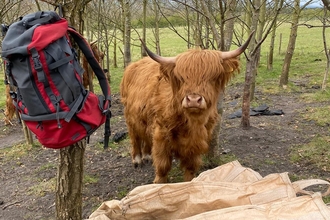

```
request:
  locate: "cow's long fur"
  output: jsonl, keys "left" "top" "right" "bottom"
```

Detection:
{"left": 121, "top": 48, "right": 241, "bottom": 183}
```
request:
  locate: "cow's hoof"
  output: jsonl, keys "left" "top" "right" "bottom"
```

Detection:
{"left": 132, "top": 155, "right": 142, "bottom": 168}
{"left": 142, "top": 154, "right": 152, "bottom": 164}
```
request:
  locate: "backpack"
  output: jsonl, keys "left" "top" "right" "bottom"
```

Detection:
{"left": 1, "top": 11, "right": 111, "bottom": 149}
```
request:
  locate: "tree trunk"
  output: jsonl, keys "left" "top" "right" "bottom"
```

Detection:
{"left": 250, "top": 0, "right": 265, "bottom": 101}
{"left": 241, "top": 57, "right": 254, "bottom": 128}
{"left": 39, "top": 1, "right": 89, "bottom": 219}
{"left": 322, "top": 0, "right": 330, "bottom": 11}
{"left": 56, "top": 140, "right": 86, "bottom": 220}
{"left": 267, "top": 0, "right": 280, "bottom": 70}
{"left": 322, "top": 7, "right": 329, "bottom": 90}
{"left": 279, "top": 0, "right": 300, "bottom": 87}
{"left": 22, "top": 121, "right": 33, "bottom": 145}
{"left": 241, "top": 0, "right": 259, "bottom": 129}
{"left": 153, "top": 0, "right": 161, "bottom": 55}
{"left": 268, "top": 26, "right": 276, "bottom": 70}
{"left": 141, "top": 0, "right": 147, "bottom": 57}
{"left": 123, "top": 0, "right": 131, "bottom": 67}
{"left": 223, "top": 0, "right": 237, "bottom": 51}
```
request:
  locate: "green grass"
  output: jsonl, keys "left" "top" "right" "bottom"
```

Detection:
{"left": 27, "top": 177, "right": 56, "bottom": 197}
{"left": 300, "top": 106, "right": 330, "bottom": 127}
{"left": 290, "top": 135, "right": 330, "bottom": 171}
{"left": 84, "top": 174, "right": 99, "bottom": 185}
{"left": 0, "top": 142, "right": 41, "bottom": 161}
{"left": 300, "top": 89, "right": 330, "bottom": 102}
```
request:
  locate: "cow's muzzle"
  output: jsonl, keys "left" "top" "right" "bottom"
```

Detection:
{"left": 182, "top": 94, "right": 206, "bottom": 109}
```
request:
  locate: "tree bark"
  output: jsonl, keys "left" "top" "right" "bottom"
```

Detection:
{"left": 241, "top": 56, "right": 256, "bottom": 128}
{"left": 250, "top": 0, "right": 265, "bottom": 101}
{"left": 267, "top": 0, "right": 280, "bottom": 70}
{"left": 322, "top": 0, "right": 330, "bottom": 11}
{"left": 153, "top": 0, "right": 161, "bottom": 55}
{"left": 56, "top": 140, "right": 86, "bottom": 220}
{"left": 123, "top": 0, "right": 131, "bottom": 67}
{"left": 223, "top": 0, "right": 237, "bottom": 51}
{"left": 22, "top": 121, "right": 33, "bottom": 145}
{"left": 39, "top": 1, "right": 89, "bottom": 219}
{"left": 141, "top": 0, "right": 147, "bottom": 57}
{"left": 241, "top": 0, "right": 259, "bottom": 129}
{"left": 322, "top": 7, "right": 329, "bottom": 89}
{"left": 279, "top": 0, "right": 300, "bottom": 87}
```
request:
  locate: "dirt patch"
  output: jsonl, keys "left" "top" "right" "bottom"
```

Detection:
{"left": 0, "top": 85, "right": 329, "bottom": 219}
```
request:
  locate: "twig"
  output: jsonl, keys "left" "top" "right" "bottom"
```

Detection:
{"left": 48, "top": 203, "right": 55, "bottom": 209}
{"left": 0, "top": 109, "right": 13, "bottom": 126}
{"left": 2, "top": 200, "right": 23, "bottom": 210}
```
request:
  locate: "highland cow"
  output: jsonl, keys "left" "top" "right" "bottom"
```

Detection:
{"left": 120, "top": 35, "right": 252, "bottom": 183}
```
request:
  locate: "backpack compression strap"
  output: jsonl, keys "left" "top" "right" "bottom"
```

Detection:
{"left": 67, "top": 27, "right": 111, "bottom": 149}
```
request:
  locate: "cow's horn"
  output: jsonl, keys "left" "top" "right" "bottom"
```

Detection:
{"left": 221, "top": 31, "right": 255, "bottom": 60}
{"left": 140, "top": 39, "right": 176, "bottom": 63}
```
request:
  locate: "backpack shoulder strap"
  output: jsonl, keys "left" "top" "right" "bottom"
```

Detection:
{"left": 67, "top": 27, "right": 111, "bottom": 103}
{"left": 67, "top": 27, "right": 111, "bottom": 149}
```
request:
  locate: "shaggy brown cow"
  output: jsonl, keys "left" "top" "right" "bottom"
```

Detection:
{"left": 120, "top": 36, "right": 252, "bottom": 183}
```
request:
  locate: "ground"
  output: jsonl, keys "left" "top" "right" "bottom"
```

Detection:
{"left": 0, "top": 82, "right": 329, "bottom": 220}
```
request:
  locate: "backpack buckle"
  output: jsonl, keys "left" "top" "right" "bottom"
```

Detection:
{"left": 32, "top": 56, "right": 42, "bottom": 70}
{"left": 30, "top": 48, "right": 46, "bottom": 83}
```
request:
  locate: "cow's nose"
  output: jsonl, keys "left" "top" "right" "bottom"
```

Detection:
{"left": 186, "top": 94, "right": 202, "bottom": 107}
{"left": 182, "top": 94, "right": 206, "bottom": 109}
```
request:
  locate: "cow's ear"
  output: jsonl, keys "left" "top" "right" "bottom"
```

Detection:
{"left": 159, "top": 62, "right": 176, "bottom": 80}
{"left": 222, "top": 58, "right": 240, "bottom": 73}
{"left": 160, "top": 62, "right": 181, "bottom": 93}
{"left": 218, "top": 58, "right": 241, "bottom": 88}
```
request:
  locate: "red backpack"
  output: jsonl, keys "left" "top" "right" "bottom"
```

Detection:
{"left": 1, "top": 11, "right": 111, "bottom": 149}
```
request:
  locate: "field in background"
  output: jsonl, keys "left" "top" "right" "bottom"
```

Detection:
{"left": 108, "top": 20, "right": 329, "bottom": 94}
{"left": 1, "top": 20, "right": 329, "bottom": 105}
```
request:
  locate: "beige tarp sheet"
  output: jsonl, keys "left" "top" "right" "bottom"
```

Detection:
{"left": 88, "top": 160, "right": 330, "bottom": 220}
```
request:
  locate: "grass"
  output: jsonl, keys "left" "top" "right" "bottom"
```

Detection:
{"left": 290, "top": 135, "right": 330, "bottom": 172}
{"left": 27, "top": 177, "right": 56, "bottom": 197}
{"left": 0, "top": 142, "right": 40, "bottom": 161}
{"left": 300, "top": 89, "right": 330, "bottom": 102}
{"left": 84, "top": 174, "right": 99, "bottom": 185}
{"left": 300, "top": 106, "right": 330, "bottom": 127}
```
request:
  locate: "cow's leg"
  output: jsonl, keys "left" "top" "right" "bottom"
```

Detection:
{"left": 128, "top": 129, "right": 143, "bottom": 168}
{"left": 152, "top": 151, "right": 172, "bottom": 183}
{"left": 180, "top": 155, "right": 202, "bottom": 181}
{"left": 152, "top": 129, "right": 172, "bottom": 183}
{"left": 142, "top": 139, "right": 152, "bottom": 164}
